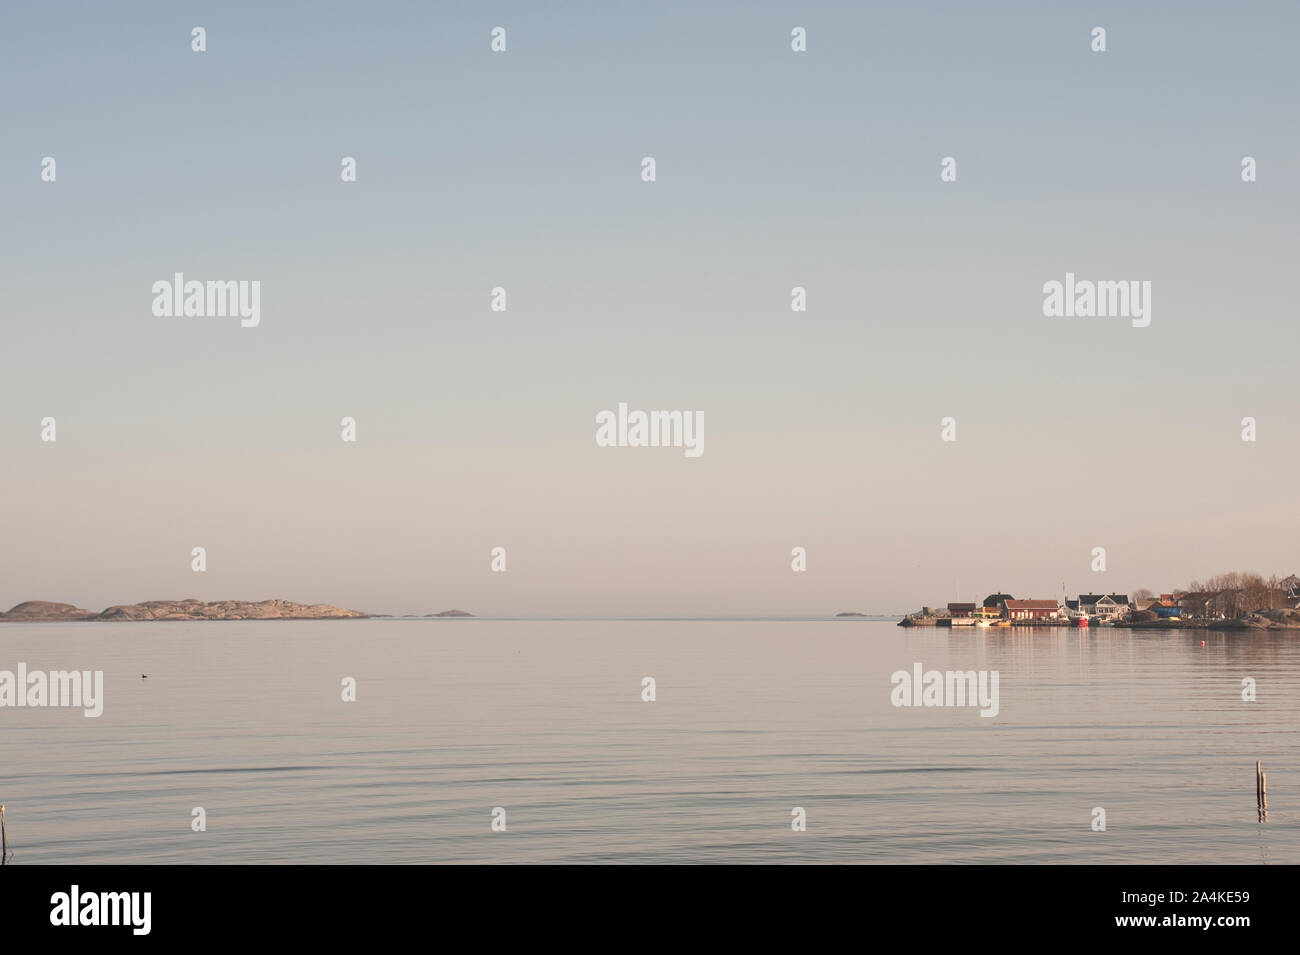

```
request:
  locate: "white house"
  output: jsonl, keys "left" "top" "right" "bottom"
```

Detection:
{"left": 1077, "top": 593, "right": 1130, "bottom": 619}
{"left": 1092, "top": 595, "right": 1124, "bottom": 619}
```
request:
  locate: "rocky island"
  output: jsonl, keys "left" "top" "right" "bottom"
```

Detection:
{"left": 0, "top": 599, "right": 368, "bottom": 622}
{"left": 0, "top": 600, "right": 98, "bottom": 622}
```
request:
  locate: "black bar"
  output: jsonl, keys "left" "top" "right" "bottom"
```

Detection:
{"left": 1, "top": 865, "right": 1284, "bottom": 942}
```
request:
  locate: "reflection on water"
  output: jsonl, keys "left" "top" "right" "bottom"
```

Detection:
{"left": 1, "top": 620, "right": 1296, "bottom": 863}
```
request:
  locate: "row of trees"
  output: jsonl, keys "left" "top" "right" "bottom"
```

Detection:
{"left": 1132, "top": 574, "right": 1294, "bottom": 618}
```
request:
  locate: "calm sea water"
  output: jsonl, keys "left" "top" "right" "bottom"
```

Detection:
{"left": 1, "top": 620, "right": 1296, "bottom": 864}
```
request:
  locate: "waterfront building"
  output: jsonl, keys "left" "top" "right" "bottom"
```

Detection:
{"left": 1002, "top": 599, "right": 1059, "bottom": 620}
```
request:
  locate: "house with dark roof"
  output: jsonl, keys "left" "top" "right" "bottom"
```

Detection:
{"left": 947, "top": 602, "right": 977, "bottom": 618}
{"left": 983, "top": 593, "right": 1014, "bottom": 608}
{"left": 1077, "top": 594, "right": 1129, "bottom": 616}
{"left": 1076, "top": 594, "right": 1104, "bottom": 614}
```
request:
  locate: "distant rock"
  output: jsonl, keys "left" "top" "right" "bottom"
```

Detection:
{"left": 0, "top": 600, "right": 96, "bottom": 622}
{"left": 835, "top": 612, "right": 869, "bottom": 617}
{"left": 426, "top": 610, "right": 474, "bottom": 617}
{"left": 2, "top": 599, "right": 367, "bottom": 622}
{"left": 96, "top": 599, "right": 367, "bottom": 621}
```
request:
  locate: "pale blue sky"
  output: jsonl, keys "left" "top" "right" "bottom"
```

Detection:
{"left": 2, "top": 2, "right": 1297, "bottom": 615}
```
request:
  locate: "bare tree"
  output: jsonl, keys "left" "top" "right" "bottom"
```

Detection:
{"left": 1183, "top": 570, "right": 1288, "bottom": 618}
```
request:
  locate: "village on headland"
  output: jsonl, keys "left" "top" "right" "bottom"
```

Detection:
{"left": 899, "top": 572, "right": 1300, "bottom": 631}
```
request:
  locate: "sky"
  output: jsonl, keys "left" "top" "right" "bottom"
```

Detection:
{"left": 2, "top": 1, "right": 1297, "bottom": 616}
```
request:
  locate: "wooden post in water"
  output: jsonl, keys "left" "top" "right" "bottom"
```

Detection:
{"left": 1, "top": 803, "right": 7, "bottom": 863}
{"left": 1257, "top": 761, "right": 1268, "bottom": 822}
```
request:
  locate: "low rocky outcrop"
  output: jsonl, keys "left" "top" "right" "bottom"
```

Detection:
{"left": 1209, "top": 609, "right": 1300, "bottom": 630}
{"left": 0, "top": 600, "right": 96, "bottom": 622}
{"left": 1117, "top": 608, "right": 1300, "bottom": 630}
{"left": 2, "top": 599, "right": 367, "bottom": 622}
{"left": 898, "top": 615, "right": 940, "bottom": 627}
{"left": 426, "top": 609, "right": 474, "bottom": 617}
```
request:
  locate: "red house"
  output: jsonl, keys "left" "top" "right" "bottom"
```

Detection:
{"left": 1002, "top": 599, "right": 1059, "bottom": 620}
